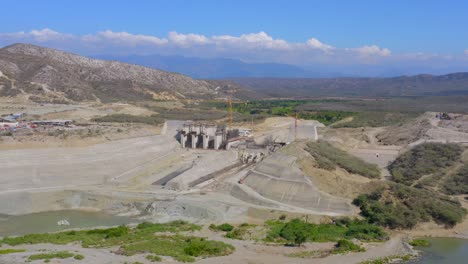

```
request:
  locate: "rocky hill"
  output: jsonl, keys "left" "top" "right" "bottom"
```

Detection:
{"left": 0, "top": 43, "right": 254, "bottom": 103}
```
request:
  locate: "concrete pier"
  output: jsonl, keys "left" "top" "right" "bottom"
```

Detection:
{"left": 191, "top": 134, "right": 198, "bottom": 149}
{"left": 202, "top": 135, "right": 209, "bottom": 149}
{"left": 214, "top": 134, "right": 222, "bottom": 150}
{"left": 181, "top": 134, "right": 187, "bottom": 148}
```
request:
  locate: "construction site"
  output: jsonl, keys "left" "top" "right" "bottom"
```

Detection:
{"left": 0, "top": 96, "right": 334, "bottom": 222}
{"left": 1, "top": 98, "right": 468, "bottom": 264}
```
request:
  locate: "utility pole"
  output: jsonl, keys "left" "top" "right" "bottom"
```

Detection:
{"left": 228, "top": 97, "right": 233, "bottom": 129}
{"left": 295, "top": 111, "right": 298, "bottom": 141}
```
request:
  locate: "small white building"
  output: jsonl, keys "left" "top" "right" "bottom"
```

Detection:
{"left": 0, "top": 118, "right": 18, "bottom": 129}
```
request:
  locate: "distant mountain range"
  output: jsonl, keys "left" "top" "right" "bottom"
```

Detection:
{"left": 0, "top": 43, "right": 256, "bottom": 103}
{"left": 1, "top": 43, "right": 468, "bottom": 103}
{"left": 93, "top": 54, "right": 468, "bottom": 79}
{"left": 94, "top": 54, "right": 308, "bottom": 79}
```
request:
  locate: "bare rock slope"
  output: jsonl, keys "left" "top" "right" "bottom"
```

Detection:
{"left": 0, "top": 43, "right": 252, "bottom": 102}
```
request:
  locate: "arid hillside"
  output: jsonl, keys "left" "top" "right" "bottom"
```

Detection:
{"left": 0, "top": 43, "right": 255, "bottom": 103}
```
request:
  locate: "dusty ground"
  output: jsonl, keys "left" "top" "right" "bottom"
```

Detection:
{"left": 377, "top": 112, "right": 468, "bottom": 146}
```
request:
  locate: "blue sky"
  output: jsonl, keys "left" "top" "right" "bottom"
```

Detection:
{"left": 1, "top": 0, "right": 467, "bottom": 75}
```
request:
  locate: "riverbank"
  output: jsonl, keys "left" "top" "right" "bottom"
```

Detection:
{"left": 0, "top": 220, "right": 417, "bottom": 264}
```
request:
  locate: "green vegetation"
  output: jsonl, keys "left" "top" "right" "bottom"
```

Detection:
{"left": 333, "top": 112, "right": 418, "bottom": 128}
{"left": 209, "top": 223, "right": 234, "bottom": 232}
{"left": 0, "top": 221, "right": 232, "bottom": 263}
{"left": 93, "top": 114, "right": 164, "bottom": 125}
{"left": 306, "top": 141, "right": 381, "bottom": 178}
{"left": 285, "top": 250, "right": 328, "bottom": 258}
{"left": 265, "top": 218, "right": 388, "bottom": 246}
{"left": 224, "top": 224, "right": 256, "bottom": 240}
{"left": 359, "top": 254, "right": 416, "bottom": 264}
{"left": 0, "top": 248, "right": 26, "bottom": 254}
{"left": 284, "top": 239, "right": 364, "bottom": 258}
{"left": 353, "top": 183, "right": 467, "bottom": 229}
{"left": 135, "top": 220, "right": 201, "bottom": 232}
{"left": 74, "top": 254, "right": 85, "bottom": 260}
{"left": 442, "top": 164, "right": 468, "bottom": 195}
{"left": 151, "top": 107, "right": 227, "bottom": 121}
{"left": 146, "top": 254, "right": 162, "bottom": 262}
{"left": 409, "top": 239, "right": 431, "bottom": 247}
{"left": 208, "top": 223, "right": 256, "bottom": 240}
{"left": 331, "top": 239, "right": 365, "bottom": 254}
{"left": 388, "top": 143, "right": 463, "bottom": 185}
{"left": 298, "top": 111, "right": 353, "bottom": 125}
{"left": 27, "top": 251, "right": 75, "bottom": 261}
{"left": 93, "top": 107, "right": 227, "bottom": 125}
{"left": 200, "top": 100, "right": 353, "bottom": 125}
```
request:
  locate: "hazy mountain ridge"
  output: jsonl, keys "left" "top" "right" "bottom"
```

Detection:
{"left": 94, "top": 54, "right": 307, "bottom": 79}
{"left": 0, "top": 43, "right": 254, "bottom": 103}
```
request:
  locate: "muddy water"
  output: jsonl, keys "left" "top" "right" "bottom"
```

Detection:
{"left": 0, "top": 210, "right": 137, "bottom": 236}
{"left": 412, "top": 237, "right": 468, "bottom": 264}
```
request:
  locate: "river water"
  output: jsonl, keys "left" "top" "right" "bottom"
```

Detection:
{"left": 412, "top": 237, "right": 468, "bottom": 264}
{"left": 0, "top": 210, "right": 137, "bottom": 237}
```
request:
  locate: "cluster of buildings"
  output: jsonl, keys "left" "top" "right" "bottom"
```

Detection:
{"left": 0, "top": 112, "right": 73, "bottom": 132}
{"left": 0, "top": 113, "right": 24, "bottom": 130}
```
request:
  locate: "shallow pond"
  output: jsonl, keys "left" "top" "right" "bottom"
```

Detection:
{"left": 412, "top": 237, "right": 468, "bottom": 264}
{"left": 0, "top": 210, "right": 137, "bottom": 236}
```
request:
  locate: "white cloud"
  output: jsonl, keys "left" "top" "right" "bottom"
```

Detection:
{"left": 464, "top": 49, "right": 468, "bottom": 56}
{"left": 168, "top": 31, "right": 209, "bottom": 47}
{"left": 306, "top": 38, "right": 334, "bottom": 51}
{"left": 0, "top": 28, "right": 73, "bottom": 42}
{"left": 212, "top": 32, "right": 291, "bottom": 50}
{"left": 83, "top": 30, "right": 167, "bottom": 46}
{"left": 353, "top": 45, "right": 391, "bottom": 57}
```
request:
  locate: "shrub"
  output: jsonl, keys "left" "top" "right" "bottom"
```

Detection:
{"left": 353, "top": 183, "right": 467, "bottom": 229}
{"left": 331, "top": 239, "right": 365, "bottom": 254}
{"left": 409, "top": 239, "right": 430, "bottom": 247}
{"left": 442, "top": 164, "right": 468, "bottom": 195}
{"left": 389, "top": 143, "right": 463, "bottom": 185}
{"left": 306, "top": 141, "right": 381, "bottom": 178}
{"left": 146, "top": 254, "right": 162, "bottom": 262}
{"left": 86, "top": 225, "right": 129, "bottom": 238}
{"left": 28, "top": 251, "right": 74, "bottom": 261}
{"left": 209, "top": 223, "right": 234, "bottom": 232}
{"left": 74, "top": 254, "right": 85, "bottom": 260}
{"left": 265, "top": 218, "right": 387, "bottom": 244}
{"left": 0, "top": 249, "right": 26, "bottom": 254}
{"left": 183, "top": 238, "right": 234, "bottom": 257}
{"left": 225, "top": 229, "right": 243, "bottom": 240}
